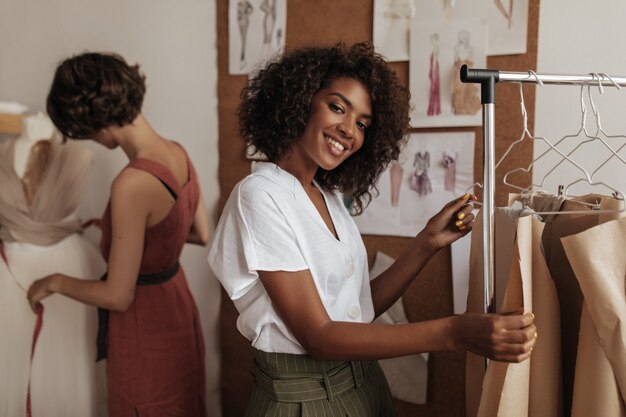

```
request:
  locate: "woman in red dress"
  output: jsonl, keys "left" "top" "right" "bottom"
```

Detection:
{"left": 27, "top": 52, "right": 209, "bottom": 416}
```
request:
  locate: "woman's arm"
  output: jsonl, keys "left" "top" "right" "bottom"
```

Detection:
{"left": 27, "top": 170, "right": 153, "bottom": 312}
{"left": 259, "top": 268, "right": 536, "bottom": 362}
{"left": 186, "top": 188, "right": 210, "bottom": 246}
{"left": 370, "top": 193, "right": 476, "bottom": 316}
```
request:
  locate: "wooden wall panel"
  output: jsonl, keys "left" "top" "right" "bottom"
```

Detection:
{"left": 216, "top": 1, "right": 540, "bottom": 416}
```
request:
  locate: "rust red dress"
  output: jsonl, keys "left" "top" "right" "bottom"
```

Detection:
{"left": 99, "top": 153, "right": 206, "bottom": 416}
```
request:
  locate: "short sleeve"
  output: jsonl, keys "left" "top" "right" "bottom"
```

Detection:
{"left": 208, "top": 178, "right": 309, "bottom": 300}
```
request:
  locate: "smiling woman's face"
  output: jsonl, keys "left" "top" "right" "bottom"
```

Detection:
{"left": 293, "top": 77, "right": 373, "bottom": 171}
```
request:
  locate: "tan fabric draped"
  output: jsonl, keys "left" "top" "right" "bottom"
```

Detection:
{"left": 0, "top": 138, "right": 91, "bottom": 246}
{"left": 563, "top": 216, "right": 626, "bottom": 417}
{"left": 466, "top": 209, "right": 562, "bottom": 417}
{"left": 466, "top": 194, "right": 625, "bottom": 417}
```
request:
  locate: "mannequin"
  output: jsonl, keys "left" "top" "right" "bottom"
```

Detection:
{"left": 13, "top": 113, "right": 56, "bottom": 206}
{"left": 13, "top": 112, "right": 55, "bottom": 178}
{"left": 0, "top": 113, "right": 107, "bottom": 417}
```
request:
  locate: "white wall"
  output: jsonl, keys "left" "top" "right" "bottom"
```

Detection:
{"left": 535, "top": 1, "right": 626, "bottom": 199}
{"left": 0, "top": 1, "right": 222, "bottom": 415}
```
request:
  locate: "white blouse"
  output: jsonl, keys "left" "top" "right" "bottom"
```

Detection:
{"left": 208, "top": 162, "right": 374, "bottom": 354}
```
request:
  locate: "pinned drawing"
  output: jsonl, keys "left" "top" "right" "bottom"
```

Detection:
{"left": 451, "top": 30, "right": 481, "bottom": 115}
{"left": 237, "top": 1, "right": 254, "bottom": 69}
{"left": 427, "top": 34, "right": 442, "bottom": 116}
{"left": 373, "top": 0, "right": 416, "bottom": 62}
{"left": 410, "top": 19, "right": 487, "bottom": 128}
{"left": 354, "top": 132, "right": 474, "bottom": 237}
{"left": 409, "top": 151, "right": 432, "bottom": 196}
{"left": 229, "top": 0, "right": 286, "bottom": 75}
{"left": 261, "top": 0, "right": 276, "bottom": 51}
{"left": 412, "top": 0, "right": 528, "bottom": 55}
{"left": 442, "top": 151, "right": 457, "bottom": 191}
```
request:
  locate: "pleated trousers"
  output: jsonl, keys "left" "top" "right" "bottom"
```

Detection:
{"left": 245, "top": 349, "right": 396, "bottom": 417}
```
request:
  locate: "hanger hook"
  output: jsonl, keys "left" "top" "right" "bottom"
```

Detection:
{"left": 518, "top": 83, "right": 528, "bottom": 130}
{"left": 578, "top": 85, "right": 588, "bottom": 129}
{"left": 588, "top": 72, "right": 604, "bottom": 94}
{"left": 599, "top": 72, "right": 622, "bottom": 90}
{"left": 528, "top": 70, "right": 543, "bottom": 86}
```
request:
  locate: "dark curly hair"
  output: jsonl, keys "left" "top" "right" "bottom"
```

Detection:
{"left": 46, "top": 52, "right": 146, "bottom": 140}
{"left": 239, "top": 42, "right": 411, "bottom": 215}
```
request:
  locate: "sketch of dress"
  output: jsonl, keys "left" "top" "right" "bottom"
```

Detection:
{"left": 494, "top": 0, "right": 514, "bottom": 29}
{"left": 427, "top": 34, "right": 441, "bottom": 116}
{"left": 451, "top": 30, "right": 481, "bottom": 115}
{"left": 389, "top": 160, "right": 404, "bottom": 207}
{"left": 384, "top": 0, "right": 415, "bottom": 19}
{"left": 441, "top": 151, "right": 457, "bottom": 191}
{"left": 237, "top": 1, "right": 254, "bottom": 67}
{"left": 260, "top": 0, "right": 276, "bottom": 47}
{"left": 409, "top": 151, "right": 432, "bottom": 196}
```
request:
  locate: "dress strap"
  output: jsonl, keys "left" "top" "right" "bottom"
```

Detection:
{"left": 127, "top": 158, "right": 182, "bottom": 199}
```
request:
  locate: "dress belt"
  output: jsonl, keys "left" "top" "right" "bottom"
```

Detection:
{"left": 253, "top": 359, "right": 370, "bottom": 403}
{"left": 96, "top": 261, "right": 180, "bottom": 361}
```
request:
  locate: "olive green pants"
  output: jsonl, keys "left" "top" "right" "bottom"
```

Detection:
{"left": 245, "top": 349, "right": 396, "bottom": 417}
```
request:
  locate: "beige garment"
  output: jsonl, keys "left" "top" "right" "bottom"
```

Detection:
{"left": 0, "top": 138, "right": 90, "bottom": 245}
{"left": 466, "top": 208, "right": 562, "bottom": 417}
{"left": 562, "top": 216, "right": 626, "bottom": 417}
{"left": 535, "top": 195, "right": 620, "bottom": 414}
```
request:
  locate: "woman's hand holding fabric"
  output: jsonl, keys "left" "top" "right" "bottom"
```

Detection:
{"left": 452, "top": 311, "right": 537, "bottom": 362}
{"left": 27, "top": 274, "right": 57, "bottom": 313}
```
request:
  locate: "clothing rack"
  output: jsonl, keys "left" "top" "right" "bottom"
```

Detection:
{"left": 460, "top": 65, "right": 626, "bottom": 316}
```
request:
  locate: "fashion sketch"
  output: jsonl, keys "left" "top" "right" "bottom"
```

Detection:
{"left": 229, "top": 0, "right": 286, "bottom": 75}
{"left": 389, "top": 160, "right": 404, "bottom": 207}
{"left": 384, "top": 0, "right": 415, "bottom": 19}
{"left": 494, "top": 0, "right": 514, "bottom": 29}
{"left": 451, "top": 30, "right": 481, "bottom": 115}
{"left": 354, "top": 132, "right": 474, "bottom": 237}
{"left": 409, "top": 151, "right": 432, "bottom": 196}
{"left": 237, "top": 0, "right": 254, "bottom": 67}
{"left": 441, "top": 151, "right": 457, "bottom": 191}
{"left": 260, "top": 0, "right": 276, "bottom": 47}
{"left": 373, "top": 0, "right": 414, "bottom": 62}
{"left": 427, "top": 33, "right": 441, "bottom": 116}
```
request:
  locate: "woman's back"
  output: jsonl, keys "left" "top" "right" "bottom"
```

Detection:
{"left": 100, "top": 141, "right": 206, "bottom": 416}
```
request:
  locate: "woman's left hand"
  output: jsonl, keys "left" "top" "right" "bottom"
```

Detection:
{"left": 27, "top": 275, "right": 57, "bottom": 313}
{"left": 422, "top": 193, "right": 476, "bottom": 250}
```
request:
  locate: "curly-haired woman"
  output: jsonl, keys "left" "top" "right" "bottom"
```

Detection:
{"left": 208, "top": 43, "right": 537, "bottom": 416}
{"left": 27, "top": 52, "right": 209, "bottom": 416}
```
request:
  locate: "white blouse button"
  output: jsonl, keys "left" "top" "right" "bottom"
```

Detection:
{"left": 346, "top": 262, "right": 355, "bottom": 277}
{"left": 348, "top": 305, "right": 361, "bottom": 320}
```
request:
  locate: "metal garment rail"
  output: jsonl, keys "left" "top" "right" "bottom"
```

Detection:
{"left": 460, "top": 65, "right": 626, "bottom": 317}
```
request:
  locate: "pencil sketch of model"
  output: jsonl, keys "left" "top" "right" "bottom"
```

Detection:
{"left": 237, "top": 0, "right": 254, "bottom": 67}
{"left": 260, "top": 0, "right": 276, "bottom": 47}
{"left": 409, "top": 151, "right": 432, "bottom": 196}
{"left": 384, "top": 0, "right": 415, "bottom": 19}
{"left": 427, "top": 33, "right": 441, "bottom": 116}
{"left": 451, "top": 30, "right": 481, "bottom": 115}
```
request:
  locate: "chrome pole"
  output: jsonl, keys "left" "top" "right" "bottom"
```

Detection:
{"left": 482, "top": 102, "right": 496, "bottom": 316}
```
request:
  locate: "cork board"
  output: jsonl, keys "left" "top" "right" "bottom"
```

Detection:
{"left": 216, "top": 1, "right": 540, "bottom": 416}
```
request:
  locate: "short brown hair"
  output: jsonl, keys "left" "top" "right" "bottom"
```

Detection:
{"left": 46, "top": 52, "right": 146, "bottom": 139}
